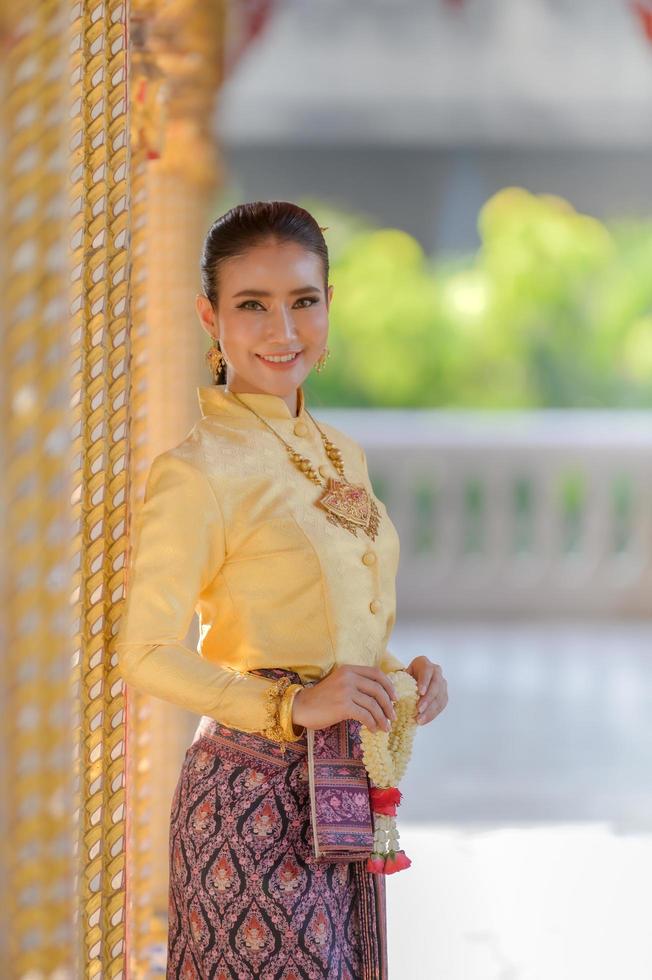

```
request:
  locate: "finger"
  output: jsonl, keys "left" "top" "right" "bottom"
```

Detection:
{"left": 418, "top": 703, "right": 442, "bottom": 725}
{"left": 355, "top": 677, "right": 397, "bottom": 724}
{"left": 352, "top": 692, "right": 392, "bottom": 733}
{"left": 349, "top": 702, "right": 382, "bottom": 732}
{"left": 417, "top": 689, "right": 447, "bottom": 725}
{"left": 417, "top": 667, "right": 445, "bottom": 707}
{"left": 421, "top": 681, "right": 447, "bottom": 708}
{"left": 416, "top": 662, "right": 440, "bottom": 696}
{"left": 373, "top": 665, "right": 400, "bottom": 702}
{"left": 415, "top": 669, "right": 437, "bottom": 704}
{"left": 352, "top": 665, "right": 398, "bottom": 702}
{"left": 417, "top": 674, "right": 439, "bottom": 707}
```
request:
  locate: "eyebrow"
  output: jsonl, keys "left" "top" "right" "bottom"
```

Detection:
{"left": 232, "top": 285, "right": 322, "bottom": 298}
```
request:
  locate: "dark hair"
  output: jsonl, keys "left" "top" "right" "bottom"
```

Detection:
{"left": 200, "top": 201, "right": 330, "bottom": 384}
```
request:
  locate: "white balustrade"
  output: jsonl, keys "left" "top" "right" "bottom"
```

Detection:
{"left": 318, "top": 408, "right": 652, "bottom": 618}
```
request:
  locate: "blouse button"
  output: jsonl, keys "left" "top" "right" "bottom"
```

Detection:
{"left": 369, "top": 598, "right": 382, "bottom": 614}
{"left": 294, "top": 420, "right": 309, "bottom": 436}
{"left": 362, "top": 551, "right": 376, "bottom": 566}
{"left": 318, "top": 464, "right": 330, "bottom": 478}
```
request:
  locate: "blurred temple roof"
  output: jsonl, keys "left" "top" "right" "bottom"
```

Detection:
{"left": 216, "top": 0, "right": 652, "bottom": 146}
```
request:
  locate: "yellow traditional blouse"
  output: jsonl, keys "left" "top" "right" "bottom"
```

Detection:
{"left": 115, "top": 383, "right": 406, "bottom": 743}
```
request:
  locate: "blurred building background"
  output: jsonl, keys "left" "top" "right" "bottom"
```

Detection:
{"left": 217, "top": 0, "right": 652, "bottom": 253}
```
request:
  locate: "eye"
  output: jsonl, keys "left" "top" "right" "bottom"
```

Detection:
{"left": 237, "top": 300, "right": 264, "bottom": 310}
{"left": 237, "top": 296, "right": 319, "bottom": 310}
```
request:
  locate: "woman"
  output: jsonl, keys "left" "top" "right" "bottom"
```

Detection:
{"left": 116, "top": 201, "right": 448, "bottom": 979}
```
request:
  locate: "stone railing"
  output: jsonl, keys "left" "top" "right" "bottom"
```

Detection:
{"left": 318, "top": 408, "right": 652, "bottom": 619}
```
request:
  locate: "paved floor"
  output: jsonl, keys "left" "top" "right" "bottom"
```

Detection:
{"left": 385, "top": 620, "right": 652, "bottom": 979}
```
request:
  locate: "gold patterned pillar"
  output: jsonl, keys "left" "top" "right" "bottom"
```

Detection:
{"left": 69, "top": 0, "right": 132, "bottom": 975}
{"left": 1, "top": 0, "right": 134, "bottom": 974}
{"left": 0, "top": 1, "right": 77, "bottom": 974}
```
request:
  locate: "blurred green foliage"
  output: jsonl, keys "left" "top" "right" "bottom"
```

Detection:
{"left": 299, "top": 189, "right": 652, "bottom": 408}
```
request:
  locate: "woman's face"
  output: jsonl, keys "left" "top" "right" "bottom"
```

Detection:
{"left": 196, "top": 239, "right": 333, "bottom": 399}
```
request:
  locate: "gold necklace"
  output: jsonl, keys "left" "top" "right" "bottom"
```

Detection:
{"left": 230, "top": 391, "right": 381, "bottom": 541}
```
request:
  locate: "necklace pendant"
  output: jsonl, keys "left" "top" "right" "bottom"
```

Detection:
{"left": 316, "top": 478, "right": 381, "bottom": 541}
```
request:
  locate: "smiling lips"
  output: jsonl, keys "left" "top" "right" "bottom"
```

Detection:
{"left": 256, "top": 351, "right": 302, "bottom": 365}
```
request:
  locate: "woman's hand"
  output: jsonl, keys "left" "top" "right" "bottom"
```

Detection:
{"left": 291, "top": 664, "right": 398, "bottom": 733}
{"left": 405, "top": 656, "right": 448, "bottom": 725}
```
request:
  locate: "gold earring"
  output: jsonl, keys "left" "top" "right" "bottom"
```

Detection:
{"left": 205, "top": 336, "right": 225, "bottom": 383}
{"left": 315, "top": 346, "right": 330, "bottom": 373}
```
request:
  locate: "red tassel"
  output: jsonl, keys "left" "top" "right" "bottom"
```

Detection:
{"left": 632, "top": 1, "right": 652, "bottom": 42}
{"left": 384, "top": 850, "right": 412, "bottom": 875}
{"left": 366, "top": 855, "right": 386, "bottom": 874}
{"left": 370, "top": 786, "right": 402, "bottom": 806}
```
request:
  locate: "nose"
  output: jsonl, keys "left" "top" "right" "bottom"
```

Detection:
{"left": 266, "top": 305, "right": 299, "bottom": 343}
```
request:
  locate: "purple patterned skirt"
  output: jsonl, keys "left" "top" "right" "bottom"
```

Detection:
{"left": 166, "top": 668, "right": 388, "bottom": 979}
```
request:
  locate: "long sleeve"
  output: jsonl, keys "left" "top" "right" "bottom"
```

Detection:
{"left": 115, "top": 450, "right": 303, "bottom": 740}
{"left": 380, "top": 649, "right": 408, "bottom": 672}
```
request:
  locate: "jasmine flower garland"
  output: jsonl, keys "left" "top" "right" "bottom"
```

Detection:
{"left": 359, "top": 669, "right": 419, "bottom": 875}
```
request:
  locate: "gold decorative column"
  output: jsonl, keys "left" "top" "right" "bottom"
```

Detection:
{"left": 69, "top": 0, "right": 132, "bottom": 976}
{"left": 0, "top": 0, "right": 134, "bottom": 974}
{"left": 0, "top": 1, "right": 77, "bottom": 975}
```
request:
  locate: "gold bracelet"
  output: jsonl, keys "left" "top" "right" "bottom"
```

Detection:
{"left": 261, "top": 677, "right": 305, "bottom": 744}
{"left": 278, "top": 683, "right": 305, "bottom": 741}
{"left": 261, "top": 675, "right": 291, "bottom": 742}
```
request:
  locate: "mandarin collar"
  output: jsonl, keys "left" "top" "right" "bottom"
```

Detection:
{"left": 197, "top": 383, "right": 307, "bottom": 421}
